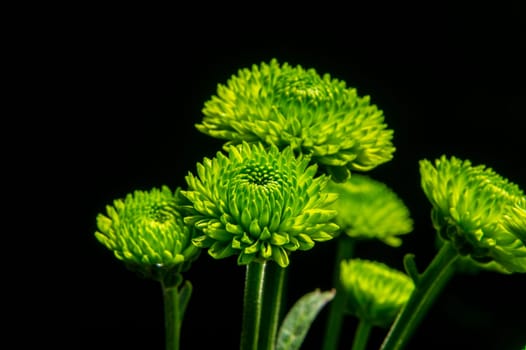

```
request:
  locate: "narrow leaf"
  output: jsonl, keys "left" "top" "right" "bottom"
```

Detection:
{"left": 178, "top": 280, "right": 193, "bottom": 322}
{"left": 403, "top": 253, "right": 420, "bottom": 283}
{"left": 276, "top": 289, "right": 336, "bottom": 350}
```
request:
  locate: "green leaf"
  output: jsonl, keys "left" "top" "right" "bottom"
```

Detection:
{"left": 403, "top": 253, "right": 420, "bottom": 283}
{"left": 276, "top": 289, "right": 335, "bottom": 350}
{"left": 178, "top": 281, "right": 193, "bottom": 322}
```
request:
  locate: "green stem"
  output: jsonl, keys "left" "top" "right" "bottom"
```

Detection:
{"left": 380, "top": 241, "right": 459, "bottom": 350}
{"left": 161, "top": 279, "right": 181, "bottom": 350}
{"left": 351, "top": 319, "right": 373, "bottom": 350}
{"left": 322, "top": 235, "right": 355, "bottom": 350}
{"left": 240, "top": 261, "right": 267, "bottom": 350}
{"left": 259, "top": 261, "right": 287, "bottom": 350}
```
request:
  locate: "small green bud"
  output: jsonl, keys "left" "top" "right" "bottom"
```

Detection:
{"left": 340, "top": 259, "right": 415, "bottom": 328}
{"left": 95, "top": 186, "right": 201, "bottom": 281}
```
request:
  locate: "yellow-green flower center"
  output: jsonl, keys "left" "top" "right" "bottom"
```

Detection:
{"left": 275, "top": 73, "right": 335, "bottom": 105}
{"left": 147, "top": 203, "right": 174, "bottom": 223}
{"left": 237, "top": 164, "right": 284, "bottom": 191}
{"left": 241, "top": 165, "right": 279, "bottom": 186}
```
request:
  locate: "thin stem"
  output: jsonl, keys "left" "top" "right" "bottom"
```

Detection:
{"left": 351, "top": 319, "right": 373, "bottom": 350}
{"left": 380, "top": 241, "right": 459, "bottom": 350}
{"left": 161, "top": 279, "right": 181, "bottom": 350}
{"left": 322, "top": 235, "right": 355, "bottom": 350}
{"left": 240, "top": 261, "right": 267, "bottom": 350}
{"left": 259, "top": 261, "right": 287, "bottom": 350}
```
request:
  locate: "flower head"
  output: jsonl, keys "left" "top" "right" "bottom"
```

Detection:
{"left": 420, "top": 155, "right": 526, "bottom": 273}
{"left": 95, "top": 186, "right": 201, "bottom": 281}
{"left": 326, "top": 174, "right": 413, "bottom": 247}
{"left": 340, "top": 258, "right": 415, "bottom": 327}
{"left": 179, "top": 141, "right": 340, "bottom": 267}
{"left": 196, "top": 58, "right": 395, "bottom": 182}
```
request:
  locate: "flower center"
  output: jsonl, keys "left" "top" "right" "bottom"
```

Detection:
{"left": 238, "top": 164, "right": 284, "bottom": 192}
{"left": 147, "top": 203, "right": 174, "bottom": 224}
{"left": 275, "top": 72, "right": 333, "bottom": 105}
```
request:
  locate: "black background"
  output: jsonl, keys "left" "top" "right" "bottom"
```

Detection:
{"left": 71, "top": 3, "right": 526, "bottom": 350}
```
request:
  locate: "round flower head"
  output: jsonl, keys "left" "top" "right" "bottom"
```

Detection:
{"left": 95, "top": 186, "right": 201, "bottom": 281}
{"left": 340, "top": 258, "right": 415, "bottom": 328}
{"left": 419, "top": 155, "right": 526, "bottom": 273}
{"left": 196, "top": 58, "right": 395, "bottom": 182}
{"left": 326, "top": 174, "right": 413, "bottom": 247}
{"left": 180, "top": 141, "right": 340, "bottom": 267}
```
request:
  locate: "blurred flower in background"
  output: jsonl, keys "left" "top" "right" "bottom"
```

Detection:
{"left": 340, "top": 258, "right": 415, "bottom": 327}
{"left": 326, "top": 174, "right": 413, "bottom": 247}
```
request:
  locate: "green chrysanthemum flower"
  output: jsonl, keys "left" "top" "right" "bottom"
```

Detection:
{"left": 340, "top": 259, "right": 415, "bottom": 328}
{"left": 326, "top": 174, "right": 413, "bottom": 247}
{"left": 196, "top": 58, "right": 395, "bottom": 182}
{"left": 179, "top": 141, "right": 340, "bottom": 267}
{"left": 420, "top": 155, "right": 526, "bottom": 273}
{"left": 95, "top": 186, "right": 201, "bottom": 281}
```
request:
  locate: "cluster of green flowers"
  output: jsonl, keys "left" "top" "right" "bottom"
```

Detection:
{"left": 93, "top": 59, "right": 525, "bottom": 343}
{"left": 95, "top": 59, "right": 398, "bottom": 273}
